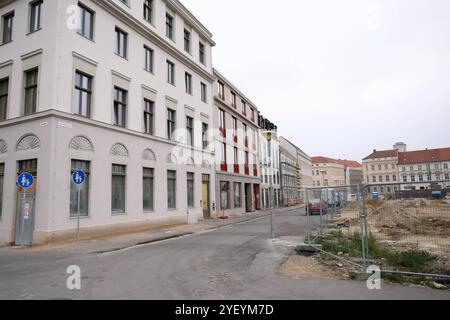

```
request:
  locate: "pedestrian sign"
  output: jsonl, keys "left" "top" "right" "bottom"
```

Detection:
{"left": 72, "top": 170, "right": 86, "bottom": 185}
{"left": 17, "top": 172, "right": 34, "bottom": 189}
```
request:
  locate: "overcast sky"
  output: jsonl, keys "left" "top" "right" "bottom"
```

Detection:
{"left": 184, "top": 0, "right": 450, "bottom": 161}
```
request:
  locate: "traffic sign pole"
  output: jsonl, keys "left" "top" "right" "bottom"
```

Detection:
{"left": 77, "top": 184, "right": 81, "bottom": 241}
{"left": 72, "top": 170, "right": 86, "bottom": 242}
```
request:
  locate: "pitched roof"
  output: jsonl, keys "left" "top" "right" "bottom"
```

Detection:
{"left": 398, "top": 148, "right": 450, "bottom": 165}
{"left": 312, "top": 156, "right": 362, "bottom": 168}
{"left": 363, "top": 149, "right": 398, "bottom": 160}
{"left": 336, "top": 160, "right": 363, "bottom": 169}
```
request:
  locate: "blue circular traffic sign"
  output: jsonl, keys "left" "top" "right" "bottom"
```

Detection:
{"left": 17, "top": 172, "right": 34, "bottom": 189}
{"left": 72, "top": 170, "right": 86, "bottom": 185}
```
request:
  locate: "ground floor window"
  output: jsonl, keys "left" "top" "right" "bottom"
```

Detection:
{"left": 70, "top": 160, "right": 90, "bottom": 217}
{"left": 187, "top": 172, "right": 195, "bottom": 208}
{"left": 143, "top": 168, "right": 154, "bottom": 212}
{"left": 220, "top": 181, "right": 230, "bottom": 210}
{"left": 167, "top": 170, "right": 177, "bottom": 209}
{"left": 112, "top": 164, "right": 126, "bottom": 214}
{"left": 0, "top": 163, "right": 4, "bottom": 218}
{"left": 234, "top": 182, "right": 241, "bottom": 208}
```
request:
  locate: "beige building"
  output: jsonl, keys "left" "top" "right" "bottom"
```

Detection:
{"left": 312, "top": 157, "right": 346, "bottom": 187}
{"left": 362, "top": 143, "right": 405, "bottom": 196}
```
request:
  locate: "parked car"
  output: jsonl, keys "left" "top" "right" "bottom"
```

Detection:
{"left": 306, "top": 199, "right": 328, "bottom": 215}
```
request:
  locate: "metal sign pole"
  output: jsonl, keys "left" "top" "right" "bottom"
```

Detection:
{"left": 77, "top": 184, "right": 81, "bottom": 241}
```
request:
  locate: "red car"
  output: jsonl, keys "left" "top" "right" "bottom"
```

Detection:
{"left": 306, "top": 199, "right": 328, "bottom": 215}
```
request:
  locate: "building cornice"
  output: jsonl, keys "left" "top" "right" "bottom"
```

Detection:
{"left": 91, "top": 0, "right": 214, "bottom": 83}
{"left": 213, "top": 68, "right": 259, "bottom": 111}
{"left": 165, "top": 0, "right": 215, "bottom": 45}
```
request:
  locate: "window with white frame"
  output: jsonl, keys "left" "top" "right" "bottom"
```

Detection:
{"left": 2, "top": 11, "right": 14, "bottom": 44}
{"left": 143, "top": 168, "right": 154, "bottom": 212}
{"left": 144, "top": 45, "right": 154, "bottom": 73}
{"left": 77, "top": 3, "right": 94, "bottom": 40}
{"left": 167, "top": 170, "right": 177, "bottom": 209}
{"left": 112, "top": 164, "right": 126, "bottom": 214}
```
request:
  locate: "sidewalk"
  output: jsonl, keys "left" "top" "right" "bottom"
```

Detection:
{"left": 11, "top": 204, "right": 305, "bottom": 255}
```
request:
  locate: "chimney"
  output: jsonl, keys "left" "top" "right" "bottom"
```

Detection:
{"left": 373, "top": 149, "right": 376, "bottom": 153}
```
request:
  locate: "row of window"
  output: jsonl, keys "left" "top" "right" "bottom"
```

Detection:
{"left": 217, "top": 82, "right": 255, "bottom": 122}
{"left": 1, "top": 1, "right": 207, "bottom": 66}
{"left": 401, "top": 174, "right": 450, "bottom": 183}
{"left": 119, "top": 0, "right": 207, "bottom": 64}
{"left": 401, "top": 163, "right": 449, "bottom": 171}
{"left": 368, "top": 175, "right": 398, "bottom": 183}
{"left": 70, "top": 159, "right": 198, "bottom": 216}
{"left": 218, "top": 109, "right": 257, "bottom": 150}
{"left": 0, "top": 68, "right": 209, "bottom": 148}
{"left": 218, "top": 143, "right": 258, "bottom": 176}
{"left": 366, "top": 163, "right": 397, "bottom": 171}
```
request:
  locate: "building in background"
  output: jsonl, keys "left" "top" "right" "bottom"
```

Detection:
{"left": 397, "top": 148, "right": 450, "bottom": 191}
{"left": 213, "top": 69, "right": 261, "bottom": 216}
{"left": 312, "top": 157, "right": 346, "bottom": 187}
{"left": 362, "top": 143, "right": 404, "bottom": 196}
{"left": 339, "top": 160, "right": 364, "bottom": 186}
{"left": 279, "top": 137, "right": 312, "bottom": 206}
{"left": 0, "top": 0, "right": 217, "bottom": 245}
{"left": 363, "top": 143, "right": 450, "bottom": 195}
{"left": 258, "top": 114, "right": 280, "bottom": 209}
{"left": 297, "top": 148, "right": 313, "bottom": 203}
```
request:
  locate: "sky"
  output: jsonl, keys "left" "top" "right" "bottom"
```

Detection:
{"left": 184, "top": 0, "right": 450, "bottom": 161}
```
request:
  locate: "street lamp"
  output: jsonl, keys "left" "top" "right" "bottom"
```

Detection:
{"left": 261, "top": 130, "right": 278, "bottom": 239}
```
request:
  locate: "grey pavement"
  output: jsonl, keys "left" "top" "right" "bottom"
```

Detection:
{"left": 0, "top": 206, "right": 449, "bottom": 300}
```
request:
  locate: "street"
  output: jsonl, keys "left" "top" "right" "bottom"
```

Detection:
{"left": 0, "top": 207, "right": 448, "bottom": 300}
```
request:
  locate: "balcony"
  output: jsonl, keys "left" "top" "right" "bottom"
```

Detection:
{"left": 253, "top": 164, "right": 258, "bottom": 177}
{"left": 233, "top": 134, "right": 238, "bottom": 143}
{"left": 245, "top": 165, "right": 250, "bottom": 176}
{"left": 234, "top": 164, "right": 240, "bottom": 174}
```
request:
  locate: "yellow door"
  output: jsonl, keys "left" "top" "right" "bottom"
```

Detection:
{"left": 202, "top": 182, "right": 210, "bottom": 218}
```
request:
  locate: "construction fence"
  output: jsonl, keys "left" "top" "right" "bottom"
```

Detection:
{"left": 304, "top": 185, "right": 450, "bottom": 279}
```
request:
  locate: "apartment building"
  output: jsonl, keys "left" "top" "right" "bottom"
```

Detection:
{"left": 279, "top": 138, "right": 299, "bottom": 207}
{"left": 397, "top": 148, "right": 450, "bottom": 191}
{"left": 297, "top": 148, "right": 313, "bottom": 203}
{"left": 213, "top": 69, "right": 260, "bottom": 216}
{"left": 0, "top": 0, "right": 217, "bottom": 245}
{"left": 312, "top": 157, "right": 346, "bottom": 187}
{"left": 362, "top": 143, "right": 404, "bottom": 196}
{"left": 258, "top": 114, "right": 280, "bottom": 209}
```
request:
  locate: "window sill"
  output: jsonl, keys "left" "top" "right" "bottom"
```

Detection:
{"left": 144, "top": 68, "right": 155, "bottom": 75}
{"left": 114, "top": 53, "right": 128, "bottom": 61}
{"left": 0, "top": 40, "right": 12, "bottom": 47}
{"left": 77, "top": 32, "right": 95, "bottom": 43}
{"left": 26, "top": 28, "right": 42, "bottom": 36}
{"left": 112, "top": 212, "right": 127, "bottom": 216}
{"left": 69, "top": 215, "right": 90, "bottom": 220}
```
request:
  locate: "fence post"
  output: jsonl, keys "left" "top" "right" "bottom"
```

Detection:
{"left": 357, "top": 184, "right": 368, "bottom": 267}
{"left": 305, "top": 188, "right": 310, "bottom": 244}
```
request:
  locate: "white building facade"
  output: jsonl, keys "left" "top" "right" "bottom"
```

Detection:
{"left": 0, "top": 0, "right": 217, "bottom": 245}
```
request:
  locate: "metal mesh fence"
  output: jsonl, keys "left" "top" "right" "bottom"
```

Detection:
{"left": 304, "top": 185, "right": 450, "bottom": 278}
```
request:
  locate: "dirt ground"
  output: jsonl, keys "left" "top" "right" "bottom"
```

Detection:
{"left": 280, "top": 255, "right": 340, "bottom": 280}
{"left": 333, "top": 199, "right": 450, "bottom": 258}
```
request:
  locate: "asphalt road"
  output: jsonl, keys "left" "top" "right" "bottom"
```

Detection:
{"left": 0, "top": 208, "right": 449, "bottom": 300}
